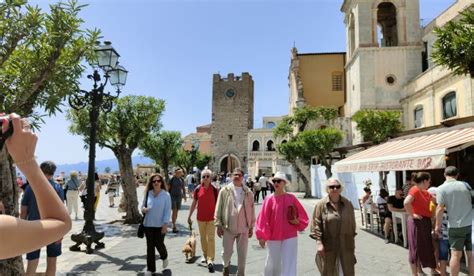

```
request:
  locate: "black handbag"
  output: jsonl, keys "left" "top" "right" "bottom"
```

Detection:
{"left": 137, "top": 191, "right": 148, "bottom": 238}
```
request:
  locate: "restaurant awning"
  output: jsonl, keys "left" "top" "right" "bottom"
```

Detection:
{"left": 333, "top": 126, "right": 474, "bottom": 173}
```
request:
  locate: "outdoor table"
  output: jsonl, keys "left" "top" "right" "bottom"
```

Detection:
{"left": 392, "top": 211, "right": 408, "bottom": 248}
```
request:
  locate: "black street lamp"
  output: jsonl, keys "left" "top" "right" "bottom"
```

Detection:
{"left": 69, "top": 41, "right": 127, "bottom": 254}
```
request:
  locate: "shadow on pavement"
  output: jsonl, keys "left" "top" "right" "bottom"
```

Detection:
{"left": 213, "top": 264, "right": 237, "bottom": 273}
{"left": 69, "top": 250, "right": 147, "bottom": 273}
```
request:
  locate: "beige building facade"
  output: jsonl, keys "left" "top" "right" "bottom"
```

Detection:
{"left": 247, "top": 116, "right": 289, "bottom": 179}
{"left": 341, "top": 0, "right": 473, "bottom": 141}
{"left": 182, "top": 124, "right": 211, "bottom": 155}
{"left": 288, "top": 48, "right": 346, "bottom": 116}
{"left": 400, "top": 0, "right": 474, "bottom": 130}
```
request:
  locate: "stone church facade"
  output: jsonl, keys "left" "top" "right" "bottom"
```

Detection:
{"left": 210, "top": 73, "right": 254, "bottom": 174}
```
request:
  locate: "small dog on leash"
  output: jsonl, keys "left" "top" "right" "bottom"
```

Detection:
{"left": 182, "top": 222, "right": 197, "bottom": 262}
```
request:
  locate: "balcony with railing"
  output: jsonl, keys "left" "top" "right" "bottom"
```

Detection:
{"left": 249, "top": 150, "right": 277, "bottom": 160}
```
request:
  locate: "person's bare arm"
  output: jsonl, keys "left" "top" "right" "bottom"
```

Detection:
{"left": 187, "top": 198, "right": 198, "bottom": 224}
{"left": 0, "top": 114, "right": 71, "bottom": 260}
{"left": 404, "top": 194, "right": 421, "bottom": 219}
{"left": 435, "top": 203, "right": 445, "bottom": 234}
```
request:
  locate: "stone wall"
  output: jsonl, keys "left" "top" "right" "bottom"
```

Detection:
{"left": 210, "top": 73, "right": 254, "bottom": 173}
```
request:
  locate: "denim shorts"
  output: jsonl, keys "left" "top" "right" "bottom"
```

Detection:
{"left": 26, "top": 242, "right": 62, "bottom": 260}
{"left": 439, "top": 239, "right": 449, "bottom": 261}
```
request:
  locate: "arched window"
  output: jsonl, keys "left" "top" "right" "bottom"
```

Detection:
{"left": 267, "top": 140, "right": 275, "bottom": 151}
{"left": 332, "top": 72, "right": 343, "bottom": 91}
{"left": 266, "top": 121, "right": 276, "bottom": 129}
{"left": 252, "top": 140, "right": 260, "bottom": 151}
{"left": 281, "top": 140, "right": 288, "bottom": 144}
{"left": 442, "top": 92, "right": 457, "bottom": 119}
{"left": 414, "top": 105, "right": 424, "bottom": 128}
{"left": 377, "top": 2, "right": 398, "bottom": 47}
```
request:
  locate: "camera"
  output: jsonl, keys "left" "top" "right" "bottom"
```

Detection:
{"left": 0, "top": 117, "right": 14, "bottom": 150}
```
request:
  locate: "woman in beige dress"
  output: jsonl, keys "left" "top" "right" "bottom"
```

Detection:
{"left": 310, "top": 178, "right": 357, "bottom": 276}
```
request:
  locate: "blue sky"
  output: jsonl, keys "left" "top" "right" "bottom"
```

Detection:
{"left": 31, "top": 0, "right": 455, "bottom": 164}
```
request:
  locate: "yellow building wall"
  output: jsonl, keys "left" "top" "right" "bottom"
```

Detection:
{"left": 299, "top": 54, "right": 345, "bottom": 109}
{"left": 406, "top": 76, "right": 468, "bottom": 129}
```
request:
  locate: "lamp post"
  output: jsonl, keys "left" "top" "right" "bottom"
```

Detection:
{"left": 69, "top": 41, "right": 128, "bottom": 254}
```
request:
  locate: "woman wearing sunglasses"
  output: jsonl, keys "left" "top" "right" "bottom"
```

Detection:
{"left": 142, "top": 173, "right": 171, "bottom": 274}
{"left": 255, "top": 171, "right": 309, "bottom": 276}
{"left": 310, "top": 178, "right": 356, "bottom": 276}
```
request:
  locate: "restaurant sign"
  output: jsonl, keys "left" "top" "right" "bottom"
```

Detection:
{"left": 334, "top": 155, "right": 446, "bottom": 173}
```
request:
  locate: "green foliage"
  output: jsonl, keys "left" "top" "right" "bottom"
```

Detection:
{"left": 274, "top": 105, "right": 344, "bottom": 190}
{"left": 195, "top": 153, "right": 211, "bottom": 171}
{"left": 432, "top": 5, "right": 474, "bottom": 77}
{"left": 104, "top": 166, "right": 111, "bottom": 174}
{"left": 140, "top": 130, "right": 182, "bottom": 178}
{"left": 67, "top": 95, "right": 165, "bottom": 152}
{"left": 0, "top": 0, "right": 100, "bottom": 117}
{"left": 273, "top": 106, "right": 339, "bottom": 138}
{"left": 277, "top": 128, "right": 344, "bottom": 164}
{"left": 273, "top": 116, "right": 293, "bottom": 138}
{"left": 175, "top": 148, "right": 211, "bottom": 173}
{"left": 175, "top": 148, "right": 192, "bottom": 173}
{"left": 352, "top": 109, "right": 403, "bottom": 144}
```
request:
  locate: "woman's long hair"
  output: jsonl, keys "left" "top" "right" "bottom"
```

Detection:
{"left": 145, "top": 173, "right": 166, "bottom": 194}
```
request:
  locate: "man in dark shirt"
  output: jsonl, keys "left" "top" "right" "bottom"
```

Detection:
{"left": 387, "top": 187, "right": 405, "bottom": 243}
{"left": 168, "top": 168, "right": 186, "bottom": 233}
{"left": 388, "top": 187, "right": 405, "bottom": 211}
{"left": 21, "top": 161, "right": 65, "bottom": 276}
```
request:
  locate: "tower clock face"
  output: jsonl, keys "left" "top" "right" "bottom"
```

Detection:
{"left": 225, "top": 88, "right": 235, "bottom": 98}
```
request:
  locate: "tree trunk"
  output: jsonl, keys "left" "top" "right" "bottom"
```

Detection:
{"left": 162, "top": 160, "right": 170, "bottom": 185}
{"left": 0, "top": 148, "right": 25, "bottom": 274}
{"left": 378, "top": 171, "right": 388, "bottom": 191}
{"left": 320, "top": 158, "right": 333, "bottom": 179}
{"left": 292, "top": 162, "right": 312, "bottom": 198}
{"left": 115, "top": 148, "right": 141, "bottom": 224}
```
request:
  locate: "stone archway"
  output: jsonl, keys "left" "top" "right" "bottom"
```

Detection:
{"left": 219, "top": 154, "right": 241, "bottom": 174}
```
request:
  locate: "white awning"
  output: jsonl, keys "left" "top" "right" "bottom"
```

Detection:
{"left": 333, "top": 127, "right": 474, "bottom": 173}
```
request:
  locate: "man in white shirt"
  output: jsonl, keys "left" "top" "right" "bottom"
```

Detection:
{"left": 215, "top": 168, "right": 255, "bottom": 276}
{"left": 258, "top": 173, "right": 269, "bottom": 200}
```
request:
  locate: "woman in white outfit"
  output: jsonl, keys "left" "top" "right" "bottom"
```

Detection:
{"left": 65, "top": 171, "right": 81, "bottom": 220}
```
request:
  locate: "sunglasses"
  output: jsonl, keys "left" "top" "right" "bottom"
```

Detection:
{"left": 152, "top": 179, "right": 162, "bottom": 184}
{"left": 328, "top": 185, "right": 341, "bottom": 190}
{"left": 202, "top": 175, "right": 210, "bottom": 178}
{"left": 272, "top": 179, "right": 284, "bottom": 184}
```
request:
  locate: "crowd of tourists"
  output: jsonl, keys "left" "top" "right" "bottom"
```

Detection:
{"left": 1, "top": 113, "right": 473, "bottom": 276}
{"left": 362, "top": 168, "right": 473, "bottom": 276}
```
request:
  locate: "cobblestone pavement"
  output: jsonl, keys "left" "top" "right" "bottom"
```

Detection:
{"left": 27, "top": 186, "right": 420, "bottom": 275}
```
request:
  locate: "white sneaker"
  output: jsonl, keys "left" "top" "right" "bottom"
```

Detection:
{"left": 162, "top": 259, "right": 169, "bottom": 269}
{"left": 200, "top": 256, "right": 207, "bottom": 263}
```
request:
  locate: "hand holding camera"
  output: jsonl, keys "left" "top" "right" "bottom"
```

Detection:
{"left": 1, "top": 113, "right": 37, "bottom": 166}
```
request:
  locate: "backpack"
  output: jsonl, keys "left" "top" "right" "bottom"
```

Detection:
{"left": 195, "top": 184, "right": 218, "bottom": 202}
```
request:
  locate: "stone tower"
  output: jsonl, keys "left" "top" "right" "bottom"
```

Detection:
{"left": 341, "top": 0, "right": 423, "bottom": 143}
{"left": 210, "top": 73, "right": 254, "bottom": 174}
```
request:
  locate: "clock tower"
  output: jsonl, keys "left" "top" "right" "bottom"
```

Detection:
{"left": 210, "top": 72, "right": 254, "bottom": 174}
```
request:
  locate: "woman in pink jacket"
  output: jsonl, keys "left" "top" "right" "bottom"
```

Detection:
{"left": 256, "top": 171, "right": 309, "bottom": 276}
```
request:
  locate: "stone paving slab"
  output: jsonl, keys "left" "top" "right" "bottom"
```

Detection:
{"left": 26, "top": 187, "right": 429, "bottom": 275}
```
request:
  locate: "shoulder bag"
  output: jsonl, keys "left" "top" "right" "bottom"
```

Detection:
{"left": 137, "top": 191, "right": 149, "bottom": 238}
